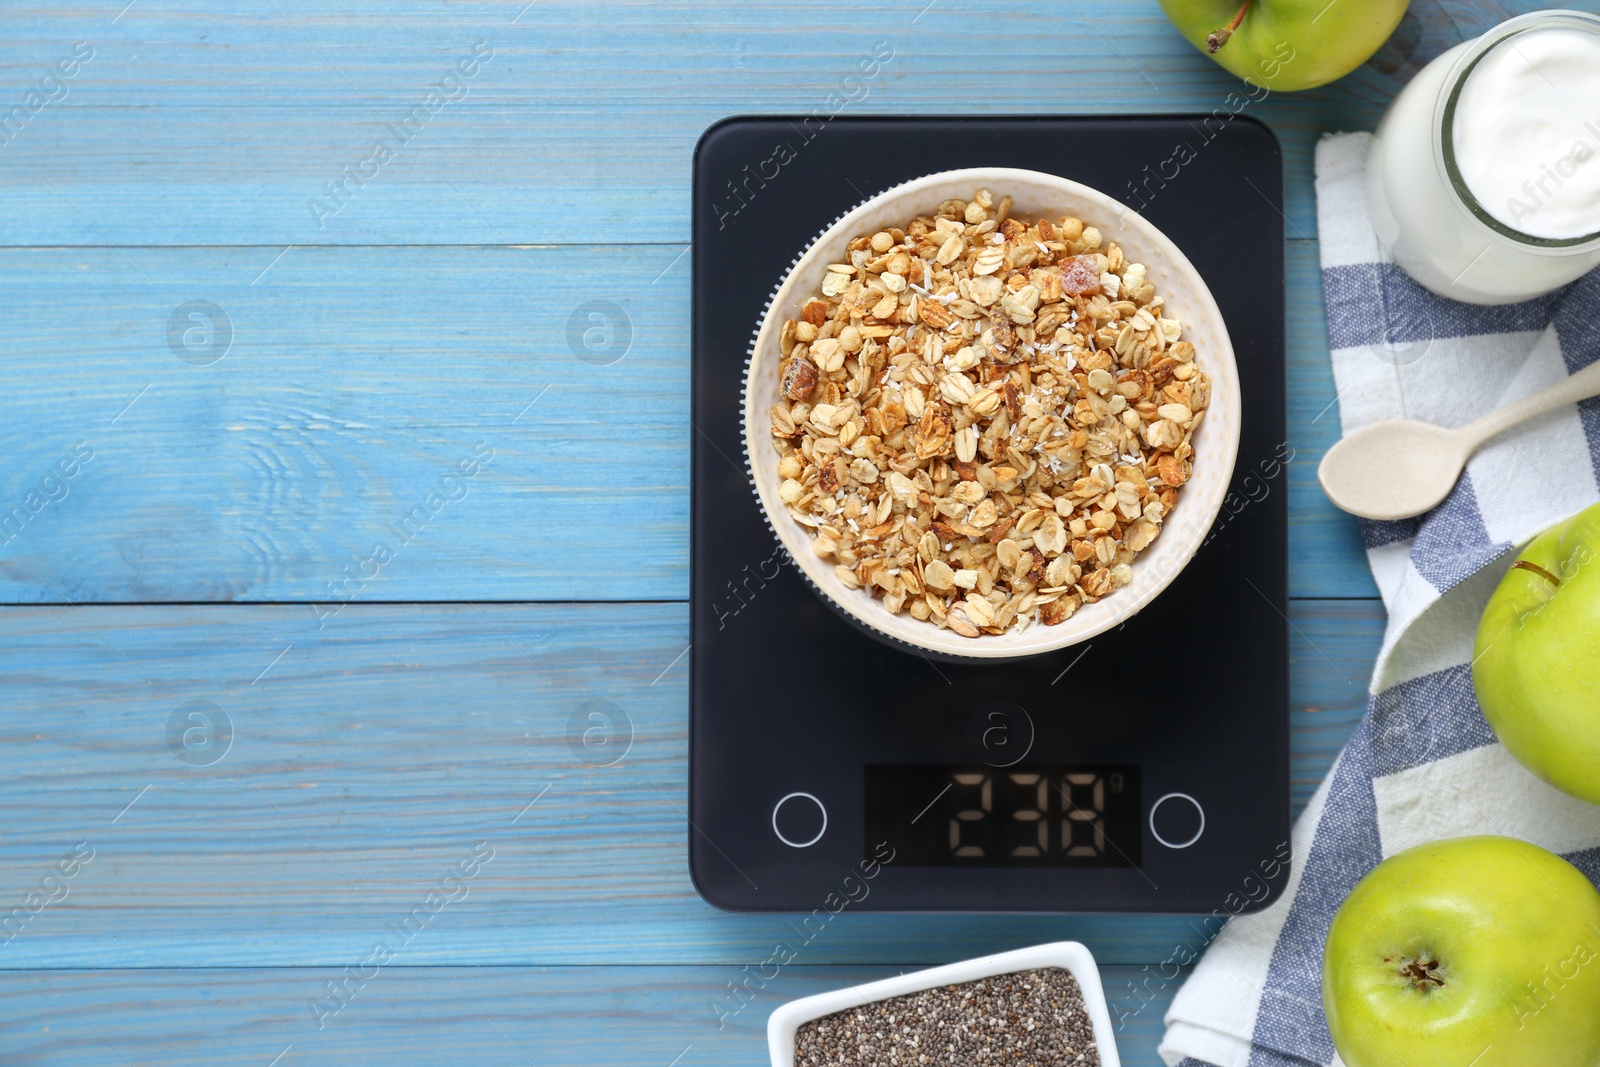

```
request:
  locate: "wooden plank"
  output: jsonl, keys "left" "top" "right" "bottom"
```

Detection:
{"left": 0, "top": 964, "right": 1180, "bottom": 1066}
{"left": 0, "top": 242, "right": 1376, "bottom": 602}
{"left": 1289, "top": 600, "right": 1382, "bottom": 811}
{"left": 0, "top": 599, "right": 1378, "bottom": 969}
{"left": 0, "top": 0, "right": 1454, "bottom": 248}
{"left": 0, "top": 244, "right": 690, "bottom": 603}
{"left": 1286, "top": 240, "right": 1379, "bottom": 599}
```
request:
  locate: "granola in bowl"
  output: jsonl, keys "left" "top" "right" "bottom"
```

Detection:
{"left": 765, "top": 188, "right": 1212, "bottom": 639}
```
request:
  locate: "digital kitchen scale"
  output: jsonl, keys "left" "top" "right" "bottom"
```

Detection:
{"left": 689, "top": 116, "right": 1289, "bottom": 912}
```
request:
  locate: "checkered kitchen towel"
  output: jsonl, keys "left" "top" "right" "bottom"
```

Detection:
{"left": 1157, "top": 132, "right": 1600, "bottom": 1067}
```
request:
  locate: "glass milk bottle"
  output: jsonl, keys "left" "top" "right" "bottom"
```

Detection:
{"left": 1367, "top": 9, "right": 1600, "bottom": 304}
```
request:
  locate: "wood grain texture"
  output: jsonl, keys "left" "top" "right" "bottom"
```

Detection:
{"left": 0, "top": 244, "right": 689, "bottom": 603}
{"left": 0, "top": 600, "right": 1377, "bottom": 971}
{"left": 0, "top": 242, "right": 1373, "bottom": 601}
{"left": 1286, "top": 241, "right": 1377, "bottom": 599}
{"left": 0, "top": 0, "right": 1492, "bottom": 247}
{"left": 1289, "top": 600, "right": 1382, "bottom": 809}
{"left": 0, "top": 964, "right": 1180, "bottom": 1067}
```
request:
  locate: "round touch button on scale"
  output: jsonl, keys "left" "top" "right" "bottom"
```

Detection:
{"left": 772, "top": 792, "right": 827, "bottom": 848}
{"left": 1149, "top": 792, "right": 1205, "bottom": 849}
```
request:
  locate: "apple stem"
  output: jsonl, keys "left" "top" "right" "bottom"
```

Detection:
{"left": 1206, "top": 0, "right": 1253, "bottom": 53}
{"left": 1512, "top": 559, "right": 1563, "bottom": 587}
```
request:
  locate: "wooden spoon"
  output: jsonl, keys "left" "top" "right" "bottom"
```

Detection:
{"left": 1318, "top": 360, "right": 1600, "bottom": 521}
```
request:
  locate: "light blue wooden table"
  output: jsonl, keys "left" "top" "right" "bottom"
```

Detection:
{"left": 0, "top": 1, "right": 1544, "bottom": 1063}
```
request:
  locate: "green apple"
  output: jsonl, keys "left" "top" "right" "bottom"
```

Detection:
{"left": 1158, "top": 0, "right": 1410, "bottom": 91}
{"left": 1324, "top": 836, "right": 1600, "bottom": 1067}
{"left": 1474, "top": 502, "right": 1600, "bottom": 806}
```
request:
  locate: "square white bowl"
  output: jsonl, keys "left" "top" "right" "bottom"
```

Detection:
{"left": 766, "top": 940, "right": 1120, "bottom": 1067}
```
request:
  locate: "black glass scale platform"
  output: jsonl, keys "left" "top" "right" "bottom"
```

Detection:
{"left": 690, "top": 116, "right": 1289, "bottom": 913}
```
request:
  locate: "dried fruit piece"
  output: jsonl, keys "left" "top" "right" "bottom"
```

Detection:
{"left": 781, "top": 358, "right": 819, "bottom": 402}
{"left": 1060, "top": 255, "right": 1103, "bottom": 295}
{"left": 1027, "top": 547, "right": 1048, "bottom": 585}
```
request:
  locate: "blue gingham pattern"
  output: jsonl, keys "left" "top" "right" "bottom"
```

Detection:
{"left": 1158, "top": 132, "right": 1600, "bottom": 1067}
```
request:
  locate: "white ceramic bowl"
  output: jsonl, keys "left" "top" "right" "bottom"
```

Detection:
{"left": 744, "top": 167, "right": 1241, "bottom": 659}
{"left": 766, "top": 940, "right": 1120, "bottom": 1067}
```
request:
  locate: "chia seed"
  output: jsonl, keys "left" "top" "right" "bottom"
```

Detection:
{"left": 793, "top": 966, "right": 1101, "bottom": 1067}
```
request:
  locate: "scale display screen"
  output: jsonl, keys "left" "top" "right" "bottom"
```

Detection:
{"left": 865, "top": 765, "right": 1142, "bottom": 868}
